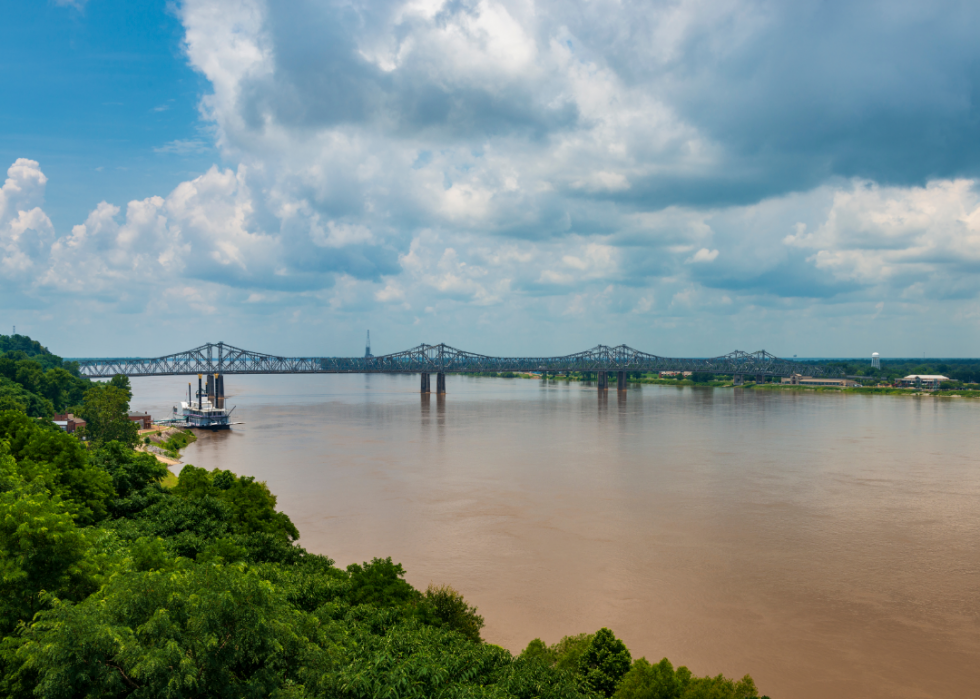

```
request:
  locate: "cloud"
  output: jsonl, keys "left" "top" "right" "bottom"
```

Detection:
{"left": 786, "top": 179, "right": 980, "bottom": 296}
{"left": 1, "top": 159, "right": 55, "bottom": 284}
{"left": 154, "top": 139, "right": 211, "bottom": 154}
{"left": 689, "top": 248, "right": 718, "bottom": 264}
{"left": 12, "top": 0, "right": 980, "bottom": 354}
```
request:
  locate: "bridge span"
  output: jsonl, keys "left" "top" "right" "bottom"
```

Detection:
{"left": 74, "top": 342, "right": 842, "bottom": 391}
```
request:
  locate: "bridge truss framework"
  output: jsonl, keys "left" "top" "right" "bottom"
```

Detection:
{"left": 74, "top": 341, "right": 842, "bottom": 381}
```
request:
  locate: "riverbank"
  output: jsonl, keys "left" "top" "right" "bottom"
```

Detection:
{"left": 136, "top": 424, "right": 198, "bottom": 483}
{"left": 466, "top": 372, "right": 980, "bottom": 396}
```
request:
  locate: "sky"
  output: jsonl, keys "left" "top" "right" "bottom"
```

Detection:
{"left": 4, "top": 0, "right": 980, "bottom": 359}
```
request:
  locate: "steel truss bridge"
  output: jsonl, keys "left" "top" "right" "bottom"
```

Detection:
{"left": 75, "top": 342, "right": 842, "bottom": 382}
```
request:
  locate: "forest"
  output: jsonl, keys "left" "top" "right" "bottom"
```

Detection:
{"left": 0, "top": 335, "right": 765, "bottom": 698}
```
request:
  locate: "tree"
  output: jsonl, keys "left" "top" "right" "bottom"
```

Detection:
{"left": 424, "top": 583, "right": 485, "bottom": 642}
{"left": 13, "top": 362, "right": 43, "bottom": 395}
{"left": 0, "top": 396, "right": 26, "bottom": 414}
{"left": 614, "top": 658, "right": 683, "bottom": 699}
{"left": 88, "top": 441, "right": 167, "bottom": 501}
{"left": 80, "top": 383, "right": 138, "bottom": 446}
{"left": 107, "top": 374, "right": 132, "bottom": 401}
{"left": 40, "top": 368, "right": 86, "bottom": 411}
{"left": 552, "top": 633, "right": 595, "bottom": 672}
{"left": 680, "top": 673, "right": 760, "bottom": 699}
{"left": 0, "top": 411, "right": 114, "bottom": 524}
{"left": 346, "top": 557, "right": 420, "bottom": 607}
{"left": 0, "top": 484, "right": 96, "bottom": 635}
{"left": 520, "top": 638, "right": 554, "bottom": 666}
{"left": 613, "top": 658, "right": 762, "bottom": 699}
{"left": 172, "top": 466, "right": 299, "bottom": 542}
{"left": 0, "top": 381, "right": 53, "bottom": 418}
{"left": 580, "top": 628, "right": 632, "bottom": 697}
{"left": 19, "top": 562, "right": 320, "bottom": 698}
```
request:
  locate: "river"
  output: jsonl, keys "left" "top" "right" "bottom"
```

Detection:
{"left": 130, "top": 374, "right": 980, "bottom": 699}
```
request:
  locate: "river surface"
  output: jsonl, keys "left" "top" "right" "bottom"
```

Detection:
{"left": 130, "top": 374, "right": 980, "bottom": 699}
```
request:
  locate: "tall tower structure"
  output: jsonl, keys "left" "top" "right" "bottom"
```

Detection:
{"left": 365, "top": 330, "right": 372, "bottom": 358}
{"left": 871, "top": 352, "right": 880, "bottom": 369}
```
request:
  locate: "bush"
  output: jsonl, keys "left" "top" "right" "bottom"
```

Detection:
{"left": 425, "top": 583, "right": 485, "bottom": 642}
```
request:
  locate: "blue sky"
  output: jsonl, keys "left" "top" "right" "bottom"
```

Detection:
{"left": 0, "top": 1, "right": 217, "bottom": 230}
{"left": 4, "top": 0, "right": 980, "bottom": 358}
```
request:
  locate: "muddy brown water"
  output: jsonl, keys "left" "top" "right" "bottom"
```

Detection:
{"left": 130, "top": 374, "right": 980, "bottom": 699}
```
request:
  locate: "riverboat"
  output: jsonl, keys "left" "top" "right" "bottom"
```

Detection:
{"left": 168, "top": 373, "right": 239, "bottom": 430}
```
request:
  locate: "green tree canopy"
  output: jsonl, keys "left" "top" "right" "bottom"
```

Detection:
{"left": 80, "top": 383, "right": 138, "bottom": 447}
{"left": 0, "top": 411, "right": 114, "bottom": 524}
{"left": 108, "top": 374, "right": 132, "bottom": 401}
{"left": 0, "top": 483, "right": 96, "bottom": 635}
{"left": 424, "top": 583, "right": 485, "bottom": 642}
{"left": 20, "top": 562, "right": 320, "bottom": 699}
{"left": 580, "top": 628, "right": 632, "bottom": 697}
{"left": 613, "top": 657, "right": 763, "bottom": 699}
{"left": 172, "top": 466, "right": 299, "bottom": 542}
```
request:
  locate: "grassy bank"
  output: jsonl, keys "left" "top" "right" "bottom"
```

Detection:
{"left": 141, "top": 426, "right": 197, "bottom": 459}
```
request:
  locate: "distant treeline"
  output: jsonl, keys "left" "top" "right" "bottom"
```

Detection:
{"left": 812, "top": 358, "right": 980, "bottom": 383}
{"left": 0, "top": 334, "right": 90, "bottom": 416}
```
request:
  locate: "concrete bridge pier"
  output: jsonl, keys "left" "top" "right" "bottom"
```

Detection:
{"left": 436, "top": 372, "right": 446, "bottom": 394}
{"left": 617, "top": 371, "right": 627, "bottom": 391}
{"left": 734, "top": 374, "right": 744, "bottom": 386}
{"left": 420, "top": 372, "right": 430, "bottom": 393}
{"left": 598, "top": 371, "right": 608, "bottom": 390}
{"left": 756, "top": 374, "right": 764, "bottom": 385}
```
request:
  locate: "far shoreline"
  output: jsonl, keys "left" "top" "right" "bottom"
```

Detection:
{"left": 462, "top": 372, "right": 980, "bottom": 397}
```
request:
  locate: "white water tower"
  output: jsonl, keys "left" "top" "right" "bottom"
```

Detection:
{"left": 871, "top": 352, "right": 880, "bottom": 369}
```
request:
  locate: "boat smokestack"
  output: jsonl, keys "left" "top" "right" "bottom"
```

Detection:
{"left": 207, "top": 373, "right": 215, "bottom": 404}
{"left": 198, "top": 374, "right": 202, "bottom": 409}
{"left": 188, "top": 382, "right": 191, "bottom": 404}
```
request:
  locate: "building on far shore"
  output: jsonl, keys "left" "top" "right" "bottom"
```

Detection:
{"left": 52, "top": 413, "right": 86, "bottom": 433}
{"left": 895, "top": 375, "right": 949, "bottom": 389}
{"left": 127, "top": 411, "right": 153, "bottom": 429}
{"left": 781, "top": 375, "right": 859, "bottom": 387}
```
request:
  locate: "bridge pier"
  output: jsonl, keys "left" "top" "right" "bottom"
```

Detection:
{"left": 421, "top": 372, "right": 430, "bottom": 393}
{"left": 437, "top": 372, "right": 446, "bottom": 394}
{"left": 598, "top": 371, "right": 608, "bottom": 391}
{"left": 617, "top": 371, "right": 626, "bottom": 391}
{"left": 756, "top": 374, "right": 764, "bottom": 385}
{"left": 733, "top": 374, "right": 743, "bottom": 386}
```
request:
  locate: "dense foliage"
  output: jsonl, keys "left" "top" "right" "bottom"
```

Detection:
{"left": 0, "top": 334, "right": 767, "bottom": 698}
{"left": 0, "top": 335, "right": 89, "bottom": 417}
